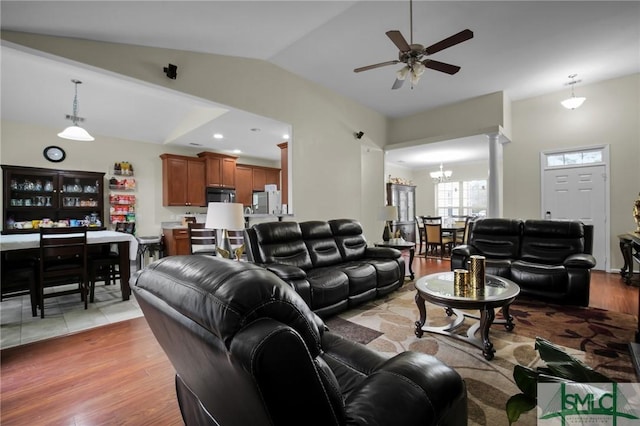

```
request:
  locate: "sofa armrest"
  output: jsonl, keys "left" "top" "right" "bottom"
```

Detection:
{"left": 345, "top": 351, "right": 467, "bottom": 425}
{"left": 264, "top": 263, "right": 307, "bottom": 280}
{"left": 451, "top": 244, "right": 477, "bottom": 257}
{"left": 365, "top": 246, "right": 401, "bottom": 259}
{"left": 564, "top": 253, "right": 597, "bottom": 269}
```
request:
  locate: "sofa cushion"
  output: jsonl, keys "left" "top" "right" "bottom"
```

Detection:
{"left": 468, "top": 218, "right": 522, "bottom": 259}
{"left": 329, "top": 219, "right": 368, "bottom": 261}
{"left": 336, "top": 262, "right": 377, "bottom": 297}
{"left": 300, "top": 221, "right": 343, "bottom": 267}
{"left": 485, "top": 259, "right": 514, "bottom": 278}
{"left": 520, "top": 220, "right": 585, "bottom": 265}
{"left": 253, "top": 222, "right": 313, "bottom": 270}
{"left": 511, "top": 260, "right": 568, "bottom": 293}
{"left": 306, "top": 267, "right": 350, "bottom": 309}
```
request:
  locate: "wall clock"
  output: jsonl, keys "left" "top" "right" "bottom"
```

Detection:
{"left": 43, "top": 146, "right": 66, "bottom": 163}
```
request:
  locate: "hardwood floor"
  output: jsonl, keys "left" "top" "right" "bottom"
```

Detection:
{"left": 1, "top": 257, "right": 637, "bottom": 425}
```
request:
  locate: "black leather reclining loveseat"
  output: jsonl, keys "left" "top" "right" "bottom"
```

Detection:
{"left": 244, "top": 219, "right": 405, "bottom": 317}
{"left": 132, "top": 256, "right": 467, "bottom": 426}
{"left": 451, "top": 218, "right": 595, "bottom": 306}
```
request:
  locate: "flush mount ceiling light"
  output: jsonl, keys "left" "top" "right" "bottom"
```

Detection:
{"left": 430, "top": 163, "right": 452, "bottom": 183}
{"left": 57, "top": 79, "right": 94, "bottom": 141}
{"left": 561, "top": 74, "right": 586, "bottom": 110}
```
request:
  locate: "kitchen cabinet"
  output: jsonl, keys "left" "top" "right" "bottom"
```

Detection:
{"left": 198, "top": 152, "right": 237, "bottom": 188}
{"left": 2, "top": 165, "right": 105, "bottom": 234}
{"left": 235, "top": 165, "right": 253, "bottom": 207}
{"left": 162, "top": 227, "right": 191, "bottom": 256}
{"left": 160, "top": 154, "right": 206, "bottom": 207}
{"left": 386, "top": 183, "right": 416, "bottom": 243}
{"left": 252, "top": 166, "right": 280, "bottom": 192}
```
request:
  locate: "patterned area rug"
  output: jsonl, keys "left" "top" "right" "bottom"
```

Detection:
{"left": 326, "top": 281, "right": 637, "bottom": 426}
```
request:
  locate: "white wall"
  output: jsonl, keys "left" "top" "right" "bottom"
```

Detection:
{"left": 1, "top": 31, "right": 388, "bottom": 239}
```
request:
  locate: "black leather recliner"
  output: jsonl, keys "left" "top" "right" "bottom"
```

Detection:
{"left": 132, "top": 255, "right": 467, "bottom": 426}
{"left": 451, "top": 218, "right": 596, "bottom": 306}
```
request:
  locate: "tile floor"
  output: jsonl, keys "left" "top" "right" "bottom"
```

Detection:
{"left": 0, "top": 283, "right": 143, "bottom": 350}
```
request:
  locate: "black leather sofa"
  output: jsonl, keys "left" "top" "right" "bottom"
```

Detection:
{"left": 244, "top": 219, "right": 405, "bottom": 318}
{"left": 132, "top": 256, "right": 468, "bottom": 426}
{"left": 451, "top": 218, "right": 596, "bottom": 306}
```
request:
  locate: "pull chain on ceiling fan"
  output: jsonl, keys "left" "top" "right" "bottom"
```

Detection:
{"left": 354, "top": 0, "right": 474, "bottom": 90}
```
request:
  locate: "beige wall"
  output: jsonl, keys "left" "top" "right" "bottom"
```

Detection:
{"left": 388, "top": 92, "right": 506, "bottom": 145}
{"left": 507, "top": 73, "right": 640, "bottom": 270}
{"left": 1, "top": 31, "right": 387, "bottom": 239}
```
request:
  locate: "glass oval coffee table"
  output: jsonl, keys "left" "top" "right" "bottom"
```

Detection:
{"left": 414, "top": 272, "right": 520, "bottom": 360}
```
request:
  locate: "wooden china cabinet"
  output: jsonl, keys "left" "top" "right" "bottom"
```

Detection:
{"left": 2, "top": 165, "right": 105, "bottom": 234}
{"left": 386, "top": 183, "right": 416, "bottom": 243}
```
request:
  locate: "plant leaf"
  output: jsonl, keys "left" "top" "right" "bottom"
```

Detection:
{"left": 513, "top": 365, "right": 538, "bottom": 397}
{"left": 506, "top": 393, "right": 536, "bottom": 424}
{"left": 535, "top": 337, "right": 612, "bottom": 382}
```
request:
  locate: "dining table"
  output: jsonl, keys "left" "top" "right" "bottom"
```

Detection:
{"left": 0, "top": 230, "right": 138, "bottom": 300}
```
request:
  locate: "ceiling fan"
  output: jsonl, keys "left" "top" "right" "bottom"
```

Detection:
{"left": 354, "top": 0, "right": 473, "bottom": 90}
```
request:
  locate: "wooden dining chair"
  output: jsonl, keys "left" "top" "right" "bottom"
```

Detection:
{"left": 38, "top": 227, "right": 88, "bottom": 318}
{"left": 88, "top": 223, "right": 135, "bottom": 303}
{"left": 424, "top": 221, "right": 453, "bottom": 258}
{"left": 415, "top": 216, "right": 426, "bottom": 255}
{"left": 452, "top": 216, "right": 471, "bottom": 245}
{"left": 188, "top": 223, "right": 217, "bottom": 256}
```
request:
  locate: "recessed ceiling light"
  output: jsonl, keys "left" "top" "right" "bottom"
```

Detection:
{"left": 232, "top": 149, "right": 242, "bottom": 154}
{"left": 283, "top": 134, "right": 289, "bottom": 139}
{"left": 213, "top": 133, "right": 224, "bottom": 139}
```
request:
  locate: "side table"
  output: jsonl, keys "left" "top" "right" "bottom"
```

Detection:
{"left": 374, "top": 240, "right": 415, "bottom": 280}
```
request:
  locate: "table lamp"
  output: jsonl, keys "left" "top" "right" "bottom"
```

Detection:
{"left": 379, "top": 205, "right": 398, "bottom": 241}
{"left": 204, "top": 202, "right": 245, "bottom": 259}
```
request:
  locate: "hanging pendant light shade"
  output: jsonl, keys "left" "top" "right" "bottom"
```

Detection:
{"left": 58, "top": 79, "right": 94, "bottom": 141}
{"left": 561, "top": 74, "right": 586, "bottom": 110}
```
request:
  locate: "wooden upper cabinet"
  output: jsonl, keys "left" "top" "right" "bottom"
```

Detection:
{"left": 235, "top": 165, "right": 253, "bottom": 207}
{"left": 198, "top": 152, "right": 237, "bottom": 188}
{"left": 252, "top": 166, "right": 280, "bottom": 191}
{"left": 160, "top": 154, "right": 206, "bottom": 207}
{"left": 252, "top": 167, "right": 266, "bottom": 192}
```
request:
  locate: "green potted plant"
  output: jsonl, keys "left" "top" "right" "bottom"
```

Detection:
{"left": 506, "top": 336, "right": 612, "bottom": 424}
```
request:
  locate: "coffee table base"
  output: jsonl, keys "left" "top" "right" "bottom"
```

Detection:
{"left": 414, "top": 300, "right": 515, "bottom": 360}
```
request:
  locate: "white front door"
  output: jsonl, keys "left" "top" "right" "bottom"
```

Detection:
{"left": 542, "top": 164, "right": 608, "bottom": 270}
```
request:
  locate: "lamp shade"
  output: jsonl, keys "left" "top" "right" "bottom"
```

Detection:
{"left": 378, "top": 205, "right": 399, "bottom": 222}
{"left": 58, "top": 125, "right": 95, "bottom": 141}
{"left": 205, "top": 202, "right": 245, "bottom": 230}
{"left": 561, "top": 96, "right": 586, "bottom": 110}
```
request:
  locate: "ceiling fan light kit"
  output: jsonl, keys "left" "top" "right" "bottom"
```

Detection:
{"left": 561, "top": 74, "right": 586, "bottom": 110}
{"left": 354, "top": 0, "right": 473, "bottom": 90}
{"left": 58, "top": 79, "right": 94, "bottom": 141}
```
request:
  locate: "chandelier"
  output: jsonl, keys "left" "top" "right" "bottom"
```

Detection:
{"left": 430, "top": 163, "right": 452, "bottom": 183}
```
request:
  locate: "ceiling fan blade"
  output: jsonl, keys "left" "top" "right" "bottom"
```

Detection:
{"left": 386, "top": 30, "right": 411, "bottom": 52}
{"left": 423, "top": 59, "right": 461, "bottom": 75}
{"left": 391, "top": 78, "right": 405, "bottom": 90}
{"left": 354, "top": 60, "right": 400, "bottom": 73}
{"left": 424, "top": 29, "right": 474, "bottom": 55}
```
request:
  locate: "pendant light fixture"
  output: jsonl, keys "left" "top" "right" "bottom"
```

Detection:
{"left": 561, "top": 74, "right": 586, "bottom": 110}
{"left": 58, "top": 79, "right": 94, "bottom": 141}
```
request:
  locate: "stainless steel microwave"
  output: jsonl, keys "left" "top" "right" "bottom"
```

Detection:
{"left": 206, "top": 188, "right": 236, "bottom": 203}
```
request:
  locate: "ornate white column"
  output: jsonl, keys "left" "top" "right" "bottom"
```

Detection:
{"left": 486, "top": 133, "right": 502, "bottom": 218}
